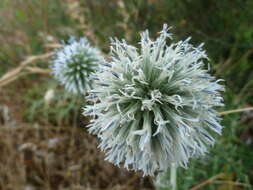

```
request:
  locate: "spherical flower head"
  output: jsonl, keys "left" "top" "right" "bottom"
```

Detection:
{"left": 51, "top": 37, "right": 103, "bottom": 94}
{"left": 83, "top": 24, "right": 224, "bottom": 176}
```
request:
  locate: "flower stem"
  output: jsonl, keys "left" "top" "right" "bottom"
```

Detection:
{"left": 170, "top": 163, "right": 177, "bottom": 190}
{"left": 219, "top": 107, "right": 253, "bottom": 116}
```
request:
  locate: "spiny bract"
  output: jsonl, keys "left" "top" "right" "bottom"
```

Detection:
{"left": 83, "top": 25, "right": 224, "bottom": 176}
{"left": 51, "top": 37, "right": 102, "bottom": 94}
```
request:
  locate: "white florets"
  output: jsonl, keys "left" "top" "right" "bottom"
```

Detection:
{"left": 83, "top": 25, "right": 224, "bottom": 176}
{"left": 51, "top": 37, "right": 103, "bottom": 94}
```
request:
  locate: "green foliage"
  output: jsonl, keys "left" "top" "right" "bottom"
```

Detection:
{"left": 22, "top": 80, "right": 83, "bottom": 126}
{"left": 159, "top": 123, "right": 253, "bottom": 189}
{"left": 0, "top": 0, "right": 73, "bottom": 69}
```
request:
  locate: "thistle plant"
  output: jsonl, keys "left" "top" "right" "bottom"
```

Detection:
{"left": 83, "top": 24, "right": 224, "bottom": 176}
{"left": 51, "top": 37, "right": 102, "bottom": 94}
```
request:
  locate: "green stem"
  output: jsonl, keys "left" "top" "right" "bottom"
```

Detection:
{"left": 170, "top": 163, "right": 177, "bottom": 190}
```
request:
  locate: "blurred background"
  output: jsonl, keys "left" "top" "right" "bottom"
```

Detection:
{"left": 0, "top": 0, "right": 253, "bottom": 190}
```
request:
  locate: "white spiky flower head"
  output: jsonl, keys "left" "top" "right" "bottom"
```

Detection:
{"left": 51, "top": 37, "right": 103, "bottom": 94}
{"left": 83, "top": 24, "right": 224, "bottom": 176}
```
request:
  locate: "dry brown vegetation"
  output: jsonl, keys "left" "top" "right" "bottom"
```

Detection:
{"left": 0, "top": 124, "right": 153, "bottom": 190}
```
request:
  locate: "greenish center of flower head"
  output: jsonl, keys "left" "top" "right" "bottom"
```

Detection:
{"left": 51, "top": 37, "right": 102, "bottom": 94}
{"left": 64, "top": 49, "right": 99, "bottom": 92}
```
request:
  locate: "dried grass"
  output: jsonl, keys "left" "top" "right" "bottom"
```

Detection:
{"left": 0, "top": 125, "right": 153, "bottom": 190}
{"left": 0, "top": 53, "right": 52, "bottom": 88}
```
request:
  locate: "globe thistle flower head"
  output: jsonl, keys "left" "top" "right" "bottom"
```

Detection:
{"left": 51, "top": 37, "right": 103, "bottom": 94}
{"left": 84, "top": 24, "right": 224, "bottom": 176}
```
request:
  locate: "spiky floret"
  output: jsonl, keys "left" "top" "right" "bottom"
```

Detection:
{"left": 83, "top": 25, "right": 224, "bottom": 176}
{"left": 51, "top": 37, "right": 102, "bottom": 94}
